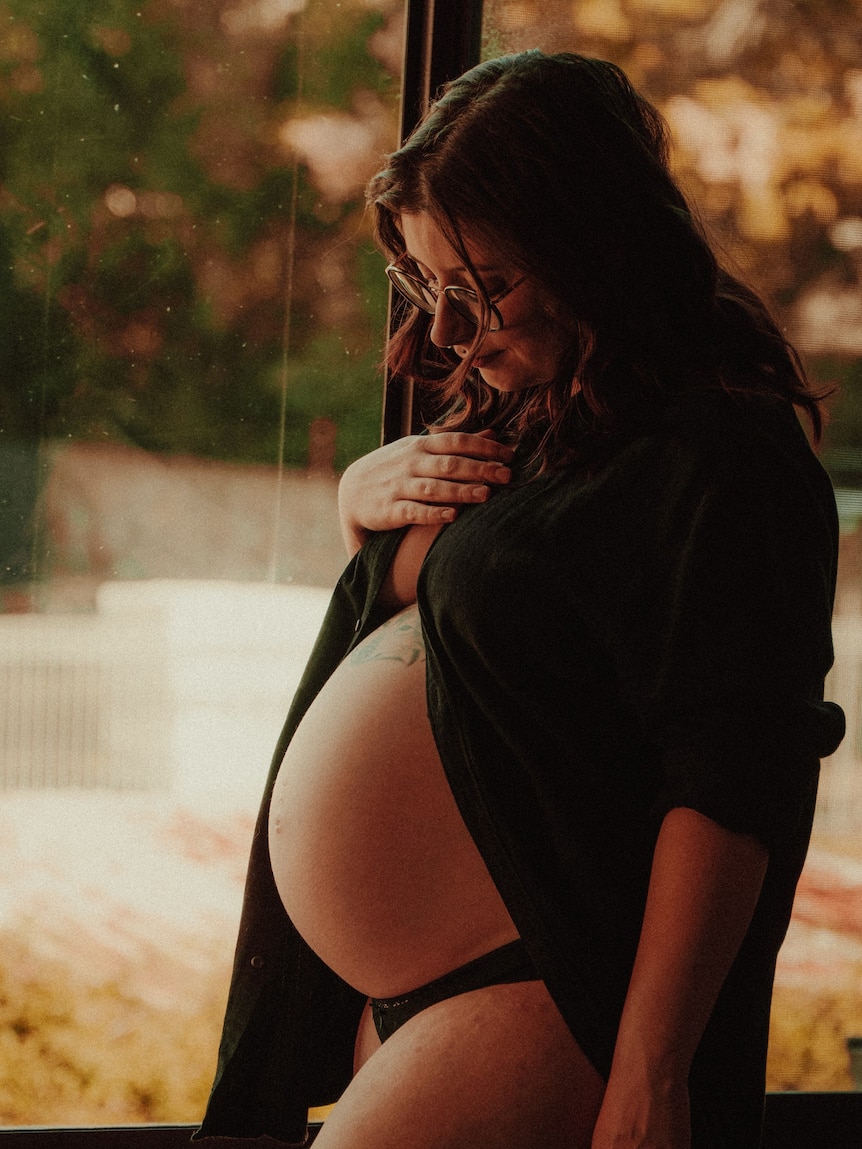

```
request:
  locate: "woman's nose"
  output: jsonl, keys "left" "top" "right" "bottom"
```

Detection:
{"left": 429, "top": 294, "right": 476, "bottom": 349}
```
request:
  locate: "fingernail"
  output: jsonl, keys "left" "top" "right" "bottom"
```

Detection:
{"left": 472, "top": 485, "right": 489, "bottom": 500}
{"left": 495, "top": 465, "right": 511, "bottom": 482}
{"left": 441, "top": 507, "right": 456, "bottom": 521}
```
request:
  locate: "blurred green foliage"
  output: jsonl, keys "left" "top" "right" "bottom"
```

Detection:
{"left": 0, "top": 0, "right": 397, "bottom": 476}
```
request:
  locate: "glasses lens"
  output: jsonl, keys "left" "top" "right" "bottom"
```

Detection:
{"left": 446, "top": 287, "right": 502, "bottom": 332}
{"left": 385, "top": 266, "right": 504, "bottom": 330}
{"left": 386, "top": 267, "right": 437, "bottom": 313}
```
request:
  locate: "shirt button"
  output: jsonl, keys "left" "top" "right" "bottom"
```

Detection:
{"left": 250, "top": 955, "right": 265, "bottom": 969}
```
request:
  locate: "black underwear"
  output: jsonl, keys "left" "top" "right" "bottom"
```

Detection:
{"left": 369, "top": 939, "right": 540, "bottom": 1043}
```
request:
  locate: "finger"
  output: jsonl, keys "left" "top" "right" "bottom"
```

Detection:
{"left": 410, "top": 442, "right": 511, "bottom": 484}
{"left": 422, "top": 431, "right": 515, "bottom": 463}
{"left": 394, "top": 500, "right": 460, "bottom": 526}
{"left": 427, "top": 425, "right": 502, "bottom": 443}
{"left": 435, "top": 454, "right": 512, "bottom": 485}
{"left": 412, "top": 478, "right": 493, "bottom": 505}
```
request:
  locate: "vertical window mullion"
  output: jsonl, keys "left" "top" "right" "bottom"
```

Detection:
{"left": 381, "top": 0, "right": 484, "bottom": 443}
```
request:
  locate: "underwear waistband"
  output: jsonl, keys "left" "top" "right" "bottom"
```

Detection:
{"left": 370, "top": 938, "right": 539, "bottom": 1042}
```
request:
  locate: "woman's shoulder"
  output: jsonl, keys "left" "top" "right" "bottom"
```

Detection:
{"left": 614, "top": 388, "right": 826, "bottom": 491}
{"left": 556, "top": 388, "right": 837, "bottom": 552}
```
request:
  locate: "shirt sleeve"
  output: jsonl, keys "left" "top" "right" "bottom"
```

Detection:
{"left": 586, "top": 426, "right": 844, "bottom": 849}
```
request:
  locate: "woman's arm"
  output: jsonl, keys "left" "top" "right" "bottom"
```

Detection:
{"left": 337, "top": 431, "right": 513, "bottom": 557}
{"left": 591, "top": 806, "right": 769, "bottom": 1149}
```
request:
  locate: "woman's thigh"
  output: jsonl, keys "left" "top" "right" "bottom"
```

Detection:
{"left": 315, "top": 979, "right": 605, "bottom": 1149}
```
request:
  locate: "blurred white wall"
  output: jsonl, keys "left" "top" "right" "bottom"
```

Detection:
{"left": 0, "top": 581, "right": 331, "bottom": 812}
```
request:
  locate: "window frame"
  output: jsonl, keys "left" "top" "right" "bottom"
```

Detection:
{"left": 1, "top": 2, "right": 859, "bottom": 1144}
{"left": 381, "top": 0, "right": 484, "bottom": 444}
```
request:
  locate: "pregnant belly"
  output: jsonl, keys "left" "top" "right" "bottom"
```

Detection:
{"left": 268, "top": 604, "right": 517, "bottom": 998}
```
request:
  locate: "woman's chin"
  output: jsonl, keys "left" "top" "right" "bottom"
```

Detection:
{"left": 477, "top": 367, "right": 541, "bottom": 393}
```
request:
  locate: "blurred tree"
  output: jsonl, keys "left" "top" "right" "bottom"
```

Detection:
{"left": 0, "top": 0, "right": 399, "bottom": 474}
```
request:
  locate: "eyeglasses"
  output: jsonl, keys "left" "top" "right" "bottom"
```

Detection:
{"left": 385, "top": 263, "right": 526, "bottom": 332}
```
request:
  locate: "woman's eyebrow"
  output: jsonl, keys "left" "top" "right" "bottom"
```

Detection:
{"left": 409, "top": 257, "right": 504, "bottom": 277}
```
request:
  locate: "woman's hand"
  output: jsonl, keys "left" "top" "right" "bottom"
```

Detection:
{"left": 338, "top": 430, "right": 514, "bottom": 556}
{"left": 590, "top": 1075, "right": 691, "bottom": 1148}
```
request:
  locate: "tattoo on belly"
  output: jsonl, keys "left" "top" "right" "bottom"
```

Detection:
{"left": 349, "top": 607, "right": 426, "bottom": 667}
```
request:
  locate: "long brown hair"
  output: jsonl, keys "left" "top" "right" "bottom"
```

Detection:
{"left": 367, "top": 51, "right": 825, "bottom": 466}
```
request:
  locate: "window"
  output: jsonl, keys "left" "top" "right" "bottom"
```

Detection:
{"left": 1, "top": 2, "right": 860, "bottom": 1144}
{"left": 0, "top": 0, "right": 404, "bottom": 1130}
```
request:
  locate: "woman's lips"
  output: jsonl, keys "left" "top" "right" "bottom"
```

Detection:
{"left": 452, "top": 346, "right": 502, "bottom": 370}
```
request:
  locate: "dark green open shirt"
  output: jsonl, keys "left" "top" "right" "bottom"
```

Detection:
{"left": 197, "top": 390, "right": 844, "bottom": 1148}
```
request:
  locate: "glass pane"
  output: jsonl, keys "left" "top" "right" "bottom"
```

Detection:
{"left": 482, "top": 0, "right": 862, "bottom": 1093}
{"left": 0, "top": 0, "right": 404, "bottom": 1126}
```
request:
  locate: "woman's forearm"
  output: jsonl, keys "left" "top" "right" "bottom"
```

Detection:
{"left": 592, "top": 806, "right": 769, "bottom": 1147}
{"left": 615, "top": 806, "right": 768, "bottom": 1076}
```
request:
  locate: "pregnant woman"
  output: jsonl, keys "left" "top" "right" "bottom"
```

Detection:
{"left": 197, "top": 52, "right": 844, "bottom": 1148}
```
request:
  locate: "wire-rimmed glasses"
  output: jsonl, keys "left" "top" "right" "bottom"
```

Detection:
{"left": 385, "top": 263, "right": 525, "bottom": 332}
